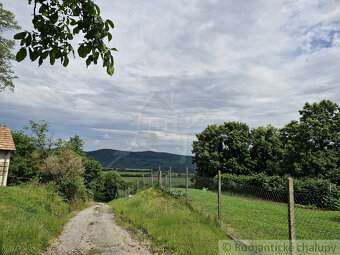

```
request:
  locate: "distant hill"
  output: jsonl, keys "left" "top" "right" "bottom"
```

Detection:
{"left": 86, "top": 149, "right": 196, "bottom": 172}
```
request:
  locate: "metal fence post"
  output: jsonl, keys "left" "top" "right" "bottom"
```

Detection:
{"left": 186, "top": 167, "right": 189, "bottom": 202}
{"left": 218, "top": 170, "right": 222, "bottom": 222}
{"left": 288, "top": 178, "right": 297, "bottom": 255}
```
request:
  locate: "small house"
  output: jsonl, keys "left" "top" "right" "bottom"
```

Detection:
{"left": 0, "top": 127, "right": 16, "bottom": 186}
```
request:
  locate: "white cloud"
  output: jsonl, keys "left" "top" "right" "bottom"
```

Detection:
{"left": 0, "top": 0, "right": 339, "bottom": 155}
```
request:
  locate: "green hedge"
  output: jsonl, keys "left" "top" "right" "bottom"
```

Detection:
{"left": 194, "top": 174, "right": 340, "bottom": 210}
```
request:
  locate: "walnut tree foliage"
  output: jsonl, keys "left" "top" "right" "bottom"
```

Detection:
{"left": 0, "top": 2, "right": 20, "bottom": 91}
{"left": 14, "top": 0, "right": 117, "bottom": 75}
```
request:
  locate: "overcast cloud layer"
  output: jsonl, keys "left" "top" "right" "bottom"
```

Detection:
{"left": 0, "top": 0, "right": 340, "bottom": 155}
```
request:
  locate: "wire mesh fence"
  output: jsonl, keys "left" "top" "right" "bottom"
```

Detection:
{"left": 117, "top": 168, "right": 340, "bottom": 242}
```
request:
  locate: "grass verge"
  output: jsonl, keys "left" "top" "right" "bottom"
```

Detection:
{"left": 0, "top": 182, "right": 87, "bottom": 255}
{"left": 179, "top": 188, "right": 340, "bottom": 240}
{"left": 108, "top": 187, "right": 229, "bottom": 255}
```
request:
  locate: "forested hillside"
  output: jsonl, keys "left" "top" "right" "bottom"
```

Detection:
{"left": 86, "top": 149, "right": 196, "bottom": 172}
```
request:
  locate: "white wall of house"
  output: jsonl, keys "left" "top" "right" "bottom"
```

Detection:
{"left": 0, "top": 150, "right": 11, "bottom": 186}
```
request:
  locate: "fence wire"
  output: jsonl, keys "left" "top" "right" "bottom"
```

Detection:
{"left": 117, "top": 172, "right": 340, "bottom": 241}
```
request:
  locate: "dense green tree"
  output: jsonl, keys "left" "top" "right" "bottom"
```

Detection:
{"left": 0, "top": 2, "right": 20, "bottom": 91}
{"left": 192, "top": 122, "right": 253, "bottom": 177}
{"left": 93, "top": 171, "right": 126, "bottom": 201}
{"left": 280, "top": 100, "right": 340, "bottom": 183}
{"left": 66, "top": 135, "right": 85, "bottom": 155}
{"left": 9, "top": 130, "right": 38, "bottom": 184}
{"left": 250, "top": 125, "right": 283, "bottom": 175}
{"left": 192, "top": 124, "right": 222, "bottom": 177}
{"left": 220, "top": 122, "right": 253, "bottom": 175}
{"left": 82, "top": 157, "right": 102, "bottom": 187}
{"left": 14, "top": 0, "right": 116, "bottom": 75}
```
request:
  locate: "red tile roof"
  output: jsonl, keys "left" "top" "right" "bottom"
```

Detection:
{"left": 0, "top": 127, "right": 16, "bottom": 151}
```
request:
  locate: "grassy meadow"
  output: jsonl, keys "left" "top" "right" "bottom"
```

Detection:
{"left": 109, "top": 188, "right": 229, "bottom": 255}
{"left": 0, "top": 183, "right": 85, "bottom": 255}
{"left": 179, "top": 188, "right": 340, "bottom": 240}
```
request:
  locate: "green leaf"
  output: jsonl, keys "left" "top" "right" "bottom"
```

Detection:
{"left": 108, "top": 33, "right": 112, "bottom": 41}
{"left": 39, "top": 4, "right": 47, "bottom": 14}
{"left": 63, "top": 56, "right": 69, "bottom": 67}
{"left": 42, "top": 51, "right": 49, "bottom": 59}
{"left": 107, "top": 65, "right": 114, "bottom": 76}
{"left": 50, "top": 13, "right": 58, "bottom": 24}
{"left": 25, "top": 34, "right": 32, "bottom": 46}
{"left": 73, "top": 26, "right": 80, "bottom": 34}
{"left": 38, "top": 56, "right": 43, "bottom": 66}
{"left": 78, "top": 45, "right": 87, "bottom": 58}
{"left": 94, "top": 4, "right": 101, "bottom": 15}
{"left": 86, "top": 56, "right": 92, "bottom": 66}
{"left": 106, "top": 19, "right": 114, "bottom": 29}
{"left": 50, "top": 56, "right": 55, "bottom": 65}
{"left": 16, "top": 48, "right": 27, "bottom": 62}
{"left": 14, "top": 32, "right": 27, "bottom": 40}
{"left": 29, "top": 49, "right": 40, "bottom": 61}
{"left": 34, "top": 20, "right": 44, "bottom": 29}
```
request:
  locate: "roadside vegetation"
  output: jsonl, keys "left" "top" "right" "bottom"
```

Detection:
{"left": 0, "top": 183, "right": 83, "bottom": 255}
{"left": 109, "top": 188, "right": 228, "bottom": 255}
{"left": 0, "top": 120, "right": 129, "bottom": 254}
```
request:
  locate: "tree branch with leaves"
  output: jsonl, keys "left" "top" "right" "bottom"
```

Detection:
{"left": 14, "top": 0, "right": 117, "bottom": 75}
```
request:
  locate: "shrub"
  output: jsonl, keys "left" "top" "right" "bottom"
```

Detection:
{"left": 39, "top": 148, "right": 87, "bottom": 202}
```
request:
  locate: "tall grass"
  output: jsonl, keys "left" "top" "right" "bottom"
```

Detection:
{"left": 109, "top": 188, "right": 229, "bottom": 255}
{"left": 0, "top": 183, "right": 73, "bottom": 255}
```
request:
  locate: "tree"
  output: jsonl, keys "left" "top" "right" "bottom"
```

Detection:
{"left": 280, "top": 100, "right": 340, "bottom": 183}
{"left": 192, "top": 124, "right": 222, "bottom": 177}
{"left": 101, "top": 171, "right": 127, "bottom": 201}
{"left": 0, "top": 2, "right": 20, "bottom": 91}
{"left": 14, "top": 0, "right": 116, "bottom": 75}
{"left": 66, "top": 135, "right": 84, "bottom": 155}
{"left": 24, "top": 120, "right": 55, "bottom": 158}
{"left": 82, "top": 157, "right": 102, "bottom": 187}
{"left": 219, "top": 122, "right": 254, "bottom": 175}
{"left": 9, "top": 130, "right": 39, "bottom": 184}
{"left": 250, "top": 125, "right": 283, "bottom": 175}
{"left": 192, "top": 122, "right": 253, "bottom": 177}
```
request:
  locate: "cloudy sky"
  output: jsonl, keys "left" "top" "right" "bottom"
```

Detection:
{"left": 1, "top": 0, "right": 340, "bottom": 155}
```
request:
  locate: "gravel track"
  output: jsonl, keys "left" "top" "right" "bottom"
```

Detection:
{"left": 45, "top": 204, "right": 151, "bottom": 255}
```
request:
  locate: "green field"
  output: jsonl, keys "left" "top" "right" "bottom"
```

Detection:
{"left": 123, "top": 176, "right": 194, "bottom": 187}
{"left": 109, "top": 188, "right": 229, "bottom": 255}
{"left": 179, "top": 188, "right": 340, "bottom": 240}
{"left": 0, "top": 183, "right": 83, "bottom": 255}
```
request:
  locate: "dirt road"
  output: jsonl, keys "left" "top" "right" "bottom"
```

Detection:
{"left": 45, "top": 204, "right": 151, "bottom": 255}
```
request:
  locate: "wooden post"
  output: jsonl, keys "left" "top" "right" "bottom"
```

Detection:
{"left": 151, "top": 171, "right": 154, "bottom": 186}
{"left": 218, "top": 170, "right": 222, "bottom": 222}
{"left": 169, "top": 166, "right": 172, "bottom": 190}
{"left": 143, "top": 174, "right": 145, "bottom": 188}
{"left": 288, "top": 178, "right": 297, "bottom": 255}
{"left": 158, "top": 165, "right": 162, "bottom": 187}
{"left": 186, "top": 167, "right": 189, "bottom": 202}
